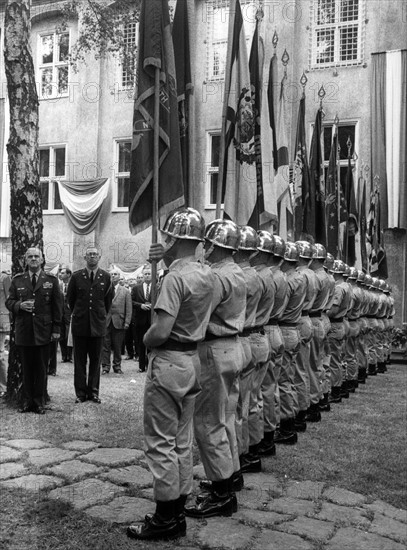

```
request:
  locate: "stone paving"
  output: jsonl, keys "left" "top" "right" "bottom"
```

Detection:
{"left": 1, "top": 438, "right": 406, "bottom": 549}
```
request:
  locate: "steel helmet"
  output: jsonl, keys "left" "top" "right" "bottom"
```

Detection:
{"left": 313, "top": 243, "right": 327, "bottom": 260}
{"left": 371, "top": 277, "right": 380, "bottom": 289}
{"left": 357, "top": 270, "right": 366, "bottom": 283}
{"left": 296, "top": 240, "right": 314, "bottom": 259}
{"left": 284, "top": 242, "right": 300, "bottom": 262}
{"left": 205, "top": 219, "right": 241, "bottom": 251}
{"left": 343, "top": 264, "right": 351, "bottom": 277}
{"left": 379, "top": 279, "right": 387, "bottom": 292}
{"left": 324, "top": 253, "right": 335, "bottom": 271}
{"left": 257, "top": 230, "right": 274, "bottom": 253}
{"left": 271, "top": 235, "right": 286, "bottom": 258}
{"left": 330, "top": 259, "right": 347, "bottom": 273}
{"left": 348, "top": 267, "right": 358, "bottom": 280}
{"left": 364, "top": 274, "right": 373, "bottom": 287}
{"left": 238, "top": 226, "right": 259, "bottom": 251}
{"left": 161, "top": 207, "right": 205, "bottom": 241}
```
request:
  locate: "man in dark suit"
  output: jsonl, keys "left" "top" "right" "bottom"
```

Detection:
{"left": 131, "top": 264, "right": 152, "bottom": 372}
{"left": 59, "top": 266, "right": 73, "bottom": 362}
{"left": 6, "top": 247, "right": 62, "bottom": 414}
{"left": 67, "top": 246, "right": 113, "bottom": 403}
{"left": 101, "top": 269, "right": 132, "bottom": 374}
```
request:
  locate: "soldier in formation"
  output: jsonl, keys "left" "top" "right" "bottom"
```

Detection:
{"left": 126, "top": 206, "right": 395, "bottom": 542}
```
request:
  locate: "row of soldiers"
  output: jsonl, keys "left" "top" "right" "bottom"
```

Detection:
{"left": 127, "top": 207, "right": 395, "bottom": 542}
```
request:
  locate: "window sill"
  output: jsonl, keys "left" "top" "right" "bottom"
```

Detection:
{"left": 43, "top": 209, "right": 64, "bottom": 215}
{"left": 308, "top": 61, "right": 365, "bottom": 71}
{"left": 111, "top": 207, "right": 129, "bottom": 213}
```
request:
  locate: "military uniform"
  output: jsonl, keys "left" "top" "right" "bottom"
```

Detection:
{"left": 6, "top": 270, "right": 62, "bottom": 410}
{"left": 67, "top": 267, "right": 113, "bottom": 401}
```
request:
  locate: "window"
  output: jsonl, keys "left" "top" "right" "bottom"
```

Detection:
{"left": 206, "top": 132, "right": 221, "bottom": 207}
{"left": 205, "top": 0, "right": 257, "bottom": 82}
{"left": 38, "top": 32, "right": 70, "bottom": 99}
{"left": 120, "top": 21, "right": 138, "bottom": 89}
{"left": 39, "top": 146, "right": 66, "bottom": 212}
{"left": 310, "top": 0, "right": 365, "bottom": 68}
{"left": 322, "top": 122, "right": 357, "bottom": 189}
{"left": 113, "top": 140, "right": 131, "bottom": 210}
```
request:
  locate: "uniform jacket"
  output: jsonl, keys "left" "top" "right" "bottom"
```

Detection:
{"left": 6, "top": 270, "right": 62, "bottom": 346}
{"left": 60, "top": 279, "right": 72, "bottom": 325}
{"left": 131, "top": 283, "right": 151, "bottom": 327}
{"left": 67, "top": 268, "right": 113, "bottom": 337}
{"left": 0, "top": 272, "right": 11, "bottom": 333}
{"left": 107, "top": 284, "right": 132, "bottom": 329}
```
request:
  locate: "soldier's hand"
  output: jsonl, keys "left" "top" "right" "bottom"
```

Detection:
{"left": 20, "top": 300, "right": 35, "bottom": 312}
{"left": 51, "top": 333, "right": 60, "bottom": 341}
{"left": 149, "top": 243, "right": 165, "bottom": 262}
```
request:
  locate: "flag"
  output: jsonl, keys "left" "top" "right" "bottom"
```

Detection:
{"left": 221, "top": 0, "right": 257, "bottom": 226}
{"left": 128, "top": 0, "right": 184, "bottom": 235}
{"left": 172, "top": 0, "right": 192, "bottom": 204}
{"left": 276, "top": 76, "right": 292, "bottom": 241}
{"left": 325, "top": 125, "right": 339, "bottom": 256}
{"left": 359, "top": 172, "right": 368, "bottom": 271}
{"left": 343, "top": 155, "right": 359, "bottom": 265}
{"left": 367, "top": 185, "right": 388, "bottom": 277}
{"left": 267, "top": 53, "right": 278, "bottom": 173}
{"left": 293, "top": 95, "right": 311, "bottom": 240}
{"left": 308, "top": 109, "right": 326, "bottom": 245}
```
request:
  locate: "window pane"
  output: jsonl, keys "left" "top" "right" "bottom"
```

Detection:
{"left": 41, "top": 35, "right": 54, "bottom": 64}
{"left": 212, "top": 5, "right": 228, "bottom": 41}
{"left": 117, "top": 176, "right": 129, "bottom": 208}
{"left": 317, "top": 0, "right": 336, "bottom": 25}
{"left": 39, "top": 149, "right": 50, "bottom": 177}
{"left": 55, "top": 148, "right": 66, "bottom": 177}
{"left": 340, "top": 0, "right": 358, "bottom": 22}
{"left": 211, "top": 135, "right": 221, "bottom": 167}
{"left": 338, "top": 125, "right": 355, "bottom": 159}
{"left": 41, "top": 68, "right": 54, "bottom": 97}
{"left": 316, "top": 28, "right": 335, "bottom": 64}
{"left": 119, "top": 142, "right": 132, "bottom": 173}
{"left": 57, "top": 66, "right": 69, "bottom": 95}
{"left": 340, "top": 25, "right": 358, "bottom": 61}
{"left": 210, "top": 173, "right": 218, "bottom": 205}
{"left": 54, "top": 181, "right": 62, "bottom": 209}
{"left": 212, "top": 42, "right": 227, "bottom": 79}
{"left": 41, "top": 180, "right": 49, "bottom": 210}
{"left": 58, "top": 33, "right": 69, "bottom": 62}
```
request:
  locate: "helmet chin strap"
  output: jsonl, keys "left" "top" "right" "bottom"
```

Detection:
{"left": 249, "top": 250, "right": 260, "bottom": 261}
{"left": 204, "top": 243, "right": 215, "bottom": 262}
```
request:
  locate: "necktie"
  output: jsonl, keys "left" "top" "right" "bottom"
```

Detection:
{"left": 64, "top": 283, "right": 67, "bottom": 295}
{"left": 145, "top": 284, "right": 150, "bottom": 302}
{"left": 31, "top": 273, "right": 36, "bottom": 289}
{"left": 90, "top": 271, "right": 94, "bottom": 284}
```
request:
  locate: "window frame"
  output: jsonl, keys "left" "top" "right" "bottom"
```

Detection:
{"left": 39, "top": 144, "right": 67, "bottom": 214}
{"left": 118, "top": 20, "right": 138, "bottom": 91}
{"left": 309, "top": 0, "right": 366, "bottom": 69}
{"left": 205, "top": 130, "right": 222, "bottom": 209}
{"left": 38, "top": 29, "right": 71, "bottom": 100}
{"left": 112, "top": 138, "right": 132, "bottom": 212}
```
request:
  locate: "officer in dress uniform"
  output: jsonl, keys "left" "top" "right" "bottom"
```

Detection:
{"left": 127, "top": 207, "right": 216, "bottom": 541}
{"left": 186, "top": 219, "right": 246, "bottom": 518}
{"left": 6, "top": 247, "right": 62, "bottom": 413}
{"left": 67, "top": 246, "right": 113, "bottom": 403}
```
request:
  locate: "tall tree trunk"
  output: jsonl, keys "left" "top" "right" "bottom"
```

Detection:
{"left": 4, "top": 0, "right": 43, "bottom": 402}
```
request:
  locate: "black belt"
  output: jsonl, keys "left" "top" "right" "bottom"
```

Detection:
{"left": 204, "top": 332, "right": 237, "bottom": 342}
{"left": 308, "top": 311, "right": 322, "bottom": 318}
{"left": 301, "top": 310, "right": 311, "bottom": 316}
{"left": 365, "top": 315, "right": 377, "bottom": 319}
{"left": 240, "top": 326, "right": 265, "bottom": 337}
{"left": 266, "top": 319, "right": 278, "bottom": 325}
{"left": 158, "top": 338, "right": 197, "bottom": 352}
{"left": 280, "top": 322, "right": 297, "bottom": 327}
{"left": 331, "top": 317, "right": 344, "bottom": 322}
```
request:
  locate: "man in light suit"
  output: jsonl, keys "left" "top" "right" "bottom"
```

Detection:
{"left": 102, "top": 269, "right": 132, "bottom": 374}
{"left": 0, "top": 268, "right": 11, "bottom": 397}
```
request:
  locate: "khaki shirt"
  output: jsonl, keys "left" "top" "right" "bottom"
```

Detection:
{"left": 269, "top": 267, "right": 288, "bottom": 320}
{"left": 281, "top": 267, "right": 307, "bottom": 323}
{"left": 297, "top": 265, "right": 319, "bottom": 312}
{"left": 253, "top": 264, "right": 275, "bottom": 326}
{"left": 239, "top": 262, "right": 263, "bottom": 329}
{"left": 154, "top": 256, "right": 216, "bottom": 343}
{"left": 348, "top": 283, "right": 364, "bottom": 319}
{"left": 310, "top": 267, "right": 332, "bottom": 312}
{"left": 327, "top": 280, "right": 352, "bottom": 319}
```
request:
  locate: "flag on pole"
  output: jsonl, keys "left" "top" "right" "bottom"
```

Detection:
{"left": 325, "top": 124, "right": 339, "bottom": 256}
{"left": 308, "top": 109, "right": 326, "bottom": 245}
{"left": 359, "top": 170, "right": 368, "bottom": 271}
{"left": 172, "top": 0, "right": 192, "bottom": 205}
{"left": 343, "top": 155, "right": 359, "bottom": 265}
{"left": 293, "top": 95, "right": 311, "bottom": 240}
{"left": 220, "top": 0, "right": 257, "bottom": 226}
{"left": 128, "top": 0, "right": 184, "bottom": 235}
{"left": 276, "top": 76, "right": 292, "bottom": 241}
{"left": 267, "top": 53, "right": 278, "bottom": 174}
{"left": 367, "top": 183, "right": 388, "bottom": 277}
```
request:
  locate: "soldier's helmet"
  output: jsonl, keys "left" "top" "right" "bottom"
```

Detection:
{"left": 161, "top": 207, "right": 205, "bottom": 241}
{"left": 343, "top": 264, "right": 351, "bottom": 278}
{"left": 371, "top": 277, "right": 381, "bottom": 289}
{"left": 348, "top": 267, "right": 358, "bottom": 280}
{"left": 364, "top": 274, "right": 373, "bottom": 287}
{"left": 205, "top": 219, "right": 241, "bottom": 251}
{"left": 379, "top": 279, "right": 388, "bottom": 292}
{"left": 271, "top": 235, "right": 286, "bottom": 258}
{"left": 324, "top": 253, "right": 335, "bottom": 271}
{"left": 296, "top": 240, "right": 314, "bottom": 259}
{"left": 313, "top": 243, "right": 327, "bottom": 260}
{"left": 238, "top": 226, "right": 259, "bottom": 251}
{"left": 257, "top": 230, "right": 274, "bottom": 253}
{"left": 356, "top": 270, "right": 366, "bottom": 283}
{"left": 330, "top": 259, "right": 347, "bottom": 273}
{"left": 284, "top": 242, "right": 300, "bottom": 262}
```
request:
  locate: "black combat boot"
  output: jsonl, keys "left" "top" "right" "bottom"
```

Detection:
{"left": 368, "top": 363, "right": 377, "bottom": 376}
{"left": 358, "top": 367, "right": 367, "bottom": 384}
{"left": 257, "top": 431, "right": 276, "bottom": 456}
{"left": 127, "top": 500, "right": 180, "bottom": 541}
{"left": 377, "top": 362, "right": 387, "bottom": 373}
{"left": 328, "top": 386, "right": 342, "bottom": 403}
{"left": 274, "top": 418, "right": 298, "bottom": 445}
{"left": 294, "top": 410, "right": 307, "bottom": 432}
{"left": 305, "top": 403, "right": 322, "bottom": 422}
{"left": 319, "top": 393, "right": 331, "bottom": 412}
{"left": 185, "top": 479, "right": 236, "bottom": 518}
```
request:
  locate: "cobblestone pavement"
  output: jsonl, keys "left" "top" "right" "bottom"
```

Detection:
{"left": 1, "top": 438, "right": 406, "bottom": 549}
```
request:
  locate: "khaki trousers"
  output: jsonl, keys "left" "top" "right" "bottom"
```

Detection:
{"left": 261, "top": 324, "right": 284, "bottom": 433}
{"left": 236, "top": 336, "right": 253, "bottom": 456}
{"left": 279, "top": 326, "right": 300, "bottom": 421}
{"left": 309, "top": 317, "right": 326, "bottom": 404}
{"left": 248, "top": 332, "right": 270, "bottom": 447}
{"left": 327, "top": 321, "right": 345, "bottom": 387}
{"left": 293, "top": 316, "right": 313, "bottom": 414}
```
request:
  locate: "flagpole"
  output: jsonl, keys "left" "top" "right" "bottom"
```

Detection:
{"left": 334, "top": 115, "right": 341, "bottom": 259}
{"left": 151, "top": 66, "right": 160, "bottom": 310}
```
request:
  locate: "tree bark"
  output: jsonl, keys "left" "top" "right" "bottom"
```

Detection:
{"left": 4, "top": 0, "right": 43, "bottom": 401}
